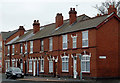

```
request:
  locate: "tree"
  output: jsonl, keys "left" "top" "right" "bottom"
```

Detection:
{"left": 94, "top": 0, "right": 120, "bottom": 16}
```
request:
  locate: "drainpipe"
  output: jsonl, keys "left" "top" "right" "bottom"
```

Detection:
{"left": 3, "top": 40, "right": 5, "bottom": 73}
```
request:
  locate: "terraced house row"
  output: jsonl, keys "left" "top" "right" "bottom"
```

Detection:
{"left": 1, "top": 5, "right": 120, "bottom": 79}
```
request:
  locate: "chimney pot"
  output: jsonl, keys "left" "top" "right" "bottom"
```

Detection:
{"left": 55, "top": 13, "right": 63, "bottom": 28}
{"left": 34, "top": 20, "right": 36, "bottom": 23}
{"left": 18, "top": 26, "right": 25, "bottom": 36}
{"left": 69, "top": 8, "right": 77, "bottom": 25}
{"left": 33, "top": 20, "right": 40, "bottom": 33}
{"left": 73, "top": 8, "right": 75, "bottom": 11}
{"left": 108, "top": 4, "right": 117, "bottom": 14}
{"left": 37, "top": 20, "right": 39, "bottom": 23}
{"left": 97, "top": 14, "right": 99, "bottom": 16}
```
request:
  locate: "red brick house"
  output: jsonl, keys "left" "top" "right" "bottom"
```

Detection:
{"left": 1, "top": 28, "right": 25, "bottom": 73}
{"left": 4, "top": 5, "right": 120, "bottom": 79}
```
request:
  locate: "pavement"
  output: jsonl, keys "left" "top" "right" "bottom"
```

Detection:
{"left": 1, "top": 73, "right": 120, "bottom": 83}
{"left": 17, "top": 76, "right": 95, "bottom": 83}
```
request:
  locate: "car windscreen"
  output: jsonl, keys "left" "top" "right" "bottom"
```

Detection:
{"left": 12, "top": 68, "right": 21, "bottom": 72}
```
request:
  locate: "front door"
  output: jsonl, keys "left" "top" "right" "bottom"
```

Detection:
{"left": 33, "top": 61, "right": 36, "bottom": 76}
{"left": 37, "top": 60, "right": 39, "bottom": 76}
{"left": 24, "top": 61, "right": 27, "bottom": 75}
{"left": 54, "top": 62, "right": 57, "bottom": 77}
{"left": 73, "top": 57, "right": 77, "bottom": 78}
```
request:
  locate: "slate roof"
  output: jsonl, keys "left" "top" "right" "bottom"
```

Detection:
{"left": 26, "top": 14, "right": 91, "bottom": 41}
{"left": 26, "top": 14, "right": 107, "bottom": 41}
{"left": 12, "top": 29, "right": 34, "bottom": 44}
{"left": 6, "top": 14, "right": 109, "bottom": 44}
{"left": 1, "top": 30, "right": 18, "bottom": 40}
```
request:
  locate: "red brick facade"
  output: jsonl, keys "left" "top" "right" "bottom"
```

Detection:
{"left": 3, "top": 6, "right": 120, "bottom": 79}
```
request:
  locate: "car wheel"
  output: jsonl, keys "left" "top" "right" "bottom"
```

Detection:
{"left": 21, "top": 76, "right": 24, "bottom": 78}
{"left": 6, "top": 75, "right": 8, "bottom": 79}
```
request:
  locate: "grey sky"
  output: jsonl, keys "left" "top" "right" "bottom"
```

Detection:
{"left": 0, "top": 0, "right": 106, "bottom": 32}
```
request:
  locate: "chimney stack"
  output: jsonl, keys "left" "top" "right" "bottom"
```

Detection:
{"left": 55, "top": 13, "right": 63, "bottom": 28}
{"left": 18, "top": 26, "right": 25, "bottom": 37}
{"left": 33, "top": 20, "right": 40, "bottom": 34}
{"left": 108, "top": 5, "right": 117, "bottom": 14}
{"left": 69, "top": 8, "right": 77, "bottom": 25}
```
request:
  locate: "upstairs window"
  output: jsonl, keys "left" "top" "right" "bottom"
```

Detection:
{"left": 41, "top": 40, "right": 44, "bottom": 51}
{"left": 25, "top": 43, "right": 27, "bottom": 54}
{"left": 12, "top": 45, "right": 15, "bottom": 55}
{"left": 82, "top": 31, "right": 88, "bottom": 47}
{"left": 62, "top": 35, "right": 67, "bottom": 49}
{"left": 49, "top": 38, "right": 53, "bottom": 51}
{"left": 72, "top": 37, "right": 77, "bottom": 48}
{"left": 7, "top": 46, "right": 10, "bottom": 56}
{"left": 30, "top": 41, "right": 33, "bottom": 53}
{"left": 20, "top": 44, "right": 23, "bottom": 54}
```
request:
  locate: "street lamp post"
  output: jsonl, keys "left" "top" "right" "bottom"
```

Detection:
{"left": 78, "top": 54, "right": 82, "bottom": 80}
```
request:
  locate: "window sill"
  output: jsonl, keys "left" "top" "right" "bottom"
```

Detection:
{"left": 24, "top": 52, "right": 27, "bottom": 54}
{"left": 40, "top": 51, "right": 44, "bottom": 53}
{"left": 49, "top": 50, "right": 53, "bottom": 52}
{"left": 62, "top": 70, "right": 69, "bottom": 73}
{"left": 62, "top": 49, "right": 68, "bottom": 51}
{"left": 20, "top": 53, "right": 23, "bottom": 55}
{"left": 48, "top": 72, "right": 53, "bottom": 74}
{"left": 12, "top": 54, "right": 14, "bottom": 55}
{"left": 82, "top": 72, "right": 90, "bottom": 74}
{"left": 82, "top": 46, "right": 89, "bottom": 49}
{"left": 40, "top": 71, "right": 44, "bottom": 73}
{"left": 30, "top": 52, "right": 33, "bottom": 54}
{"left": 29, "top": 70, "right": 32, "bottom": 72}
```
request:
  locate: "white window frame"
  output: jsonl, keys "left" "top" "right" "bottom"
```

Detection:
{"left": 12, "top": 45, "right": 15, "bottom": 55}
{"left": 12, "top": 60, "right": 15, "bottom": 67}
{"left": 62, "top": 35, "right": 67, "bottom": 49}
{"left": 8, "top": 61, "right": 10, "bottom": 68}
{"left": 81, "top": 55, "right": 90, "bottom": 73}
{"left": 7, "top": 46, "right": 10, "bottom": 56}
{"left": 25, "top": 43, "right": 27, "bottom": 54}
{"left": 21, "top": 63, "right": 23, "bottom": 71}
{"left": 41, "top": 40, "right": 44, "bottom": 51}
{"left": 5, "top": 60, "right": 10, "bottom": 71}
{"left": 30, "top": 41, "right": 33, "bottom": 53}
{"left": 16, "top": 60, "right": 17, "bottom": 67}
{"left": 20, "top": 44, "right": 23, "bottom": 54}
{"left": 82, "top": 31, "right": 88, "bottom": 47}
{"left": 49, "top": 37, "right": 53, "bottom": 51}
{"left": 72, "top": 37, "right": 77, "bottom": 48}
{"left": 29, "top": 60, "right": 32, "bottom": 72}
{"left": 49, "top": 60, "right": 53, "bottom": 73}
{"left": 40, "top": 58, "right": 44, "bottom": 72}
{"left": 62, "top": 56, "right": 69, "bottom": 72}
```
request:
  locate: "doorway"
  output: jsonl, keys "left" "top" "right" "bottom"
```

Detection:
{"left": 73, "top": 57, "right": 77, "bottom": 78}
{"left": 54, "top": 62, "right": 57, "bottom": 77}
{"left": 33, "top": 60, "right": 36, "bottom": 76}
{"left": 37, "top": 60, "right": 39, "bottom": 76}
{"left": 24, "top": 61, "right": 27, "bottom": 75}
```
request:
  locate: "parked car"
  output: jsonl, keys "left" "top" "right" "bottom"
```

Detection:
{"left": 5, "top": 67, "right": 24, "bottom": 79}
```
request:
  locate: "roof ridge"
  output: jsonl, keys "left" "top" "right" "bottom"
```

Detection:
{"left": 78, "top": 14, "right": 108, "bottom": 23}
{"left": 40, "top": 14, "right": 89, "bottom": 28}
